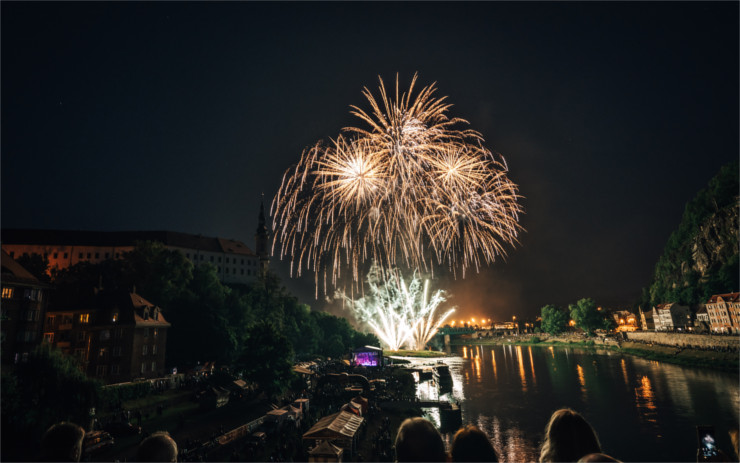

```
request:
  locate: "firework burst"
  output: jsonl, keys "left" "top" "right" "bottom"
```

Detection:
{"left": 272, "top": 73, "right": 523, "bottom": 293}
{"left": 336, "top": 265, "right": 455, "bottom": 351}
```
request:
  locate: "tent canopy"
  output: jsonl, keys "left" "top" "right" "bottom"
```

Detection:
{"left": 303, "top": 411, "right": 364, "bottom": 440}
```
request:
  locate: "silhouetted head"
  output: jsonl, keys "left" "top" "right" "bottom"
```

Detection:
{"left": 451, "top": 424, "right": 498, "bottom": 462}
{"left": 540, "top": 408, "right": 602, "bottom": 462}
{"left": 136, "top": 431, "right": 178, "bottom": 462}
{"left": 395, "top": 417, "right": 447, "bottom": 462}
{"left": 577, "top": 453, "right": 621, "bottom": 462}
{"left": 39, "top": 422, "right": 85, "bottom": 462}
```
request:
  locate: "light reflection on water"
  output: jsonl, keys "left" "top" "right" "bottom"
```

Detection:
{"left": 410, "top": 345, "right": 739, "bottom": 462}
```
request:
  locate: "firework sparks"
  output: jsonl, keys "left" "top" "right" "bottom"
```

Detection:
{"left": 272, "top": 73, "right": 523, "bottom": 292}
{"left": 336, "top": 265, "right": 455, "bottom": 351}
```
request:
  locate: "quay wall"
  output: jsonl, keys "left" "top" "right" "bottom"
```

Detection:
{"left": 625, "top": 331, "right": 739, "bottom": 349}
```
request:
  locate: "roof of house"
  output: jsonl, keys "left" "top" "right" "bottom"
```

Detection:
{"left": 2, "top": 229, "right": 256, "bottom": 256}
{"left": 302, "top": 411, "right": 364, "bottom": 440}
{"left": 1, "top": 249, "right": 40, "bottom": 284}
{"left": 707, "top": 292, "right": 740, "bottom": 304}
{"left": 308, "top": 441, "right": 343, "bottom": 457}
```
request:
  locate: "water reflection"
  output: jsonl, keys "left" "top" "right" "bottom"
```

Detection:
{"left": 410, "top": 345, "right": 739, "bottom": 463}
{"left": 635, "top": 375, "right": 658, "bottom": 424}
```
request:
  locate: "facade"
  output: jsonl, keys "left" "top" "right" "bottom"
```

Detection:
{"left": 1, "top": 251, "right": 52, "bottom": 364}
{"left": 610, "top": 310, "right": 638, "bottom": 332}
{"left": 705, "top": 292, "right": 740, "bottom": 334}
{"left": 43, "top": 290, "right": 170, "bottom": 383}
{"left": 652, "top": 303, "right": 691, "bottom": 331}
{"left": 2, "top": 227, "right": 268, "bottom": 285}
{"left": 639, "top": 308, "right": 654, "bottom": 331}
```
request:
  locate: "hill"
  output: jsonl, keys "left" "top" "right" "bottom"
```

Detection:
{"left": 642, "top": 161, "right": 739, "bottom": 308}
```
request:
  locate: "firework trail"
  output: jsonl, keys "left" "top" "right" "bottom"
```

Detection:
{"left": 336, "top": 265, "right": 455, "bottom": 351}
{"left": 272, "top": 73, "right": 523, "bottom": 294}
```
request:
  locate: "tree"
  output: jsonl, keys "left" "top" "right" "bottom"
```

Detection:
{"left": 236, "top": 320, "right": 295, "bottom": 399}
{"left": 569, "top": 298, "right": 603, "bottom": 336}
{"left": 123, "top": 241, "right": 193, "bottom": 308}
{"left": 2, "top": 345, "right": 102, "bottom": 460}
{"left": 540, "top": 304, "right": 568, "bottom": 335}
{"left": 15, "top": 252, "right": 51, "bottom": 282}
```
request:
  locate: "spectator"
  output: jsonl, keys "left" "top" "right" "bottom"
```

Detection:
{"left": 578, "top": 453, "right": 621, "bottom": 462}
{"left": 39, "top": 421, "right": 86, "bottom": 462}
{"left": 136, "top": 431, "right": 178, "bottom": 462}
{"left": 394, "top": 417, "right": 447, "bottom": 462}
{"left": 450, "top": 424, "right": 498, "bottom": 462}
{"left": 539, "top": 408, "right": 602, "bottom": 462}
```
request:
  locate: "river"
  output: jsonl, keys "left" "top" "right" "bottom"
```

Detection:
{"left": 409, "top": 344, "right": 739, "bottom": 462}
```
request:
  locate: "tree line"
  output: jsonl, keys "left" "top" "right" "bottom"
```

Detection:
{"left": 540, "top": 298, "right": 614, "bottom": 336}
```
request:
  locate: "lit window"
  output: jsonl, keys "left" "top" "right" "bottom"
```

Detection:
{"left": 2, "top": 287, "right": 14, "bottom": 299}
{"left": 112, "top": 313, "right": 118, "bottom": 323}
{"left": 99, "top": 347, "right": 107, "bottom": 357}
{"left": 79, "top": 314, "right": 90, "bottom": 324}
{"left": 43, "top": 333, "right": 54, "bottom": 343}
{"left": 153, "top": 328, "right": 158, "bottom": 338}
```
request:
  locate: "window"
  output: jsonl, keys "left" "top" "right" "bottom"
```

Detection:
{"left": 46, "top": 314, "right": 56, "bottom": 326}
{"left": 99, "top": 347, "right": 108, "bottom": 358}
{"left": 144, "top": 328, "right": 149, "bottom": 338}
{"left": 153, "top": 345, "right": 158, "bottom": 355}
{"left": 94, "top": 253, "right": 99, "bottom": 259}
{"left": 142, "top": 345, "right": 148, "bottom": 355}
{"left": 225, "top": 268, "right": 229, "bottom": 274}
{"left": 2, "top": 287, "right": 14, "bottom": 299}
{"left": 218, "top": 257, "right": 221, "bottom": 263}
{"left": 115, "top": 253, "right": 120, "bottom": 258}
{"left": 241, "top": 259, "right": 244, "bottom": 265}
{"left": 112, "top": 312, "right": 118, "bottom": 323}
{"left": 153, "top": 328, "right": 158, "bottom": 338}
{"left": 78, "top": 331, "right": 86, "bottom": 342}
{"left": 186, "top": 253, "right": 190, "bottom": 259}
{"left": 9, "top": 252, "right": 14, "bottom": 258}
{"left": 241, "top": 269, "right": 244, "bottom": 275}
{"left": 79, "top": 313, "right": 90, "bottom": 324}
{"left": 210, "top": 256, "right": 214, "bottom": 262}
{"left": 43, "top": 333, "right": 54, "bottom": 343}
{"left": 100, "top": 330, "right": 110, "bottom": 341}
{"left": 105, "top": 252, "right": 110, "bottom": 259}
{"left": 87, "top": 253, "right": 91, "bottom": 258}
{"left": 111, "top": 365, "right": 120, "bottom": 375}
{"left": 53, "top": 253, "right": 58, "bottom": 259}
{"left": 141, "top": 362, "right": 146, "bottom": 374}
{"left": 74, "top": 348, "right": 85, "bottom": 360}
{"left": 96, "top": 365, "right": 107, "bottom": 376}
{"left": 151, "top": 362, "right": 156, "bottom": 372}
{"left": 200, "top": 255, "right": 204, "bottom": 261}
{"left": 64, "top": 252, "right": 68, "bottom": 259}
{"left": 248, "top": 270, "right": 251, "bottom": 276}
{"left": 79, "top": 253, "right": 83, "bottom": 259}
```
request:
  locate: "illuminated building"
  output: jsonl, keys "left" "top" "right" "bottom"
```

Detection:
{"left": 0, "top": 250, "right": 51, "bottom": 364}
{"left": 652, "top": 303, "right": 691, "bottom": 331}
{"left": 2, "top": 229, "right": 263, "bottom": 285}
{"left": 43, "top": 289, "right": 170, "bottom": 383}
{"left": 705, "top": 292, "right": 740, "bottom": 334}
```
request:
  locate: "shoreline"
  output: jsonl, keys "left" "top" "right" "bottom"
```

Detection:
{"left": 449, "top": 337, "right": 739, "bottom": 373}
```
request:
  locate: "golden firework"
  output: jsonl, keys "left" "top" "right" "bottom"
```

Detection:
{"left": 272, "top": 73, "right": 523, "bottom": 293}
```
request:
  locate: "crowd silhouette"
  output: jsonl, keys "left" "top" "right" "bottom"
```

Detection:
{"left": 39, "top": 406, "right": 740, "bottom": 462}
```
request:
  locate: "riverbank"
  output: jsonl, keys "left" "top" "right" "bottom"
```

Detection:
{"left": 451, "top": 336, "right": 739, "bottom": 372}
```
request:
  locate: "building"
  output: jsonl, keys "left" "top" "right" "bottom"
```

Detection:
{"left": 705, "top": 292, "right": 740, "bottom": 334}
{"left": 652, "top": 303, "right": 691, "bottom": 331}
{"left": 2, "top": 227, "right": 267, "bottom": 285}
{"left": 1, "top": 250, "right": 52, "bottom": 364}
{"left": 639, "top": 308, "right": 654, "bottom": 331}
{"left": 610, "top": 309, "right": 638, "bottom": 332}
{"left": 43, "top": 289, "right": 170, "bottom": 383}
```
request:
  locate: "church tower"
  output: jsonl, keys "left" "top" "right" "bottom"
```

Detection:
{"left": 255, "top": 200, "right": 270, "bottom": 275}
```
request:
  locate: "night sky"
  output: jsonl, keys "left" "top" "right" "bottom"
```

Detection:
{"left": 2, "top": 2, "right": 738, "bottom": 321}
